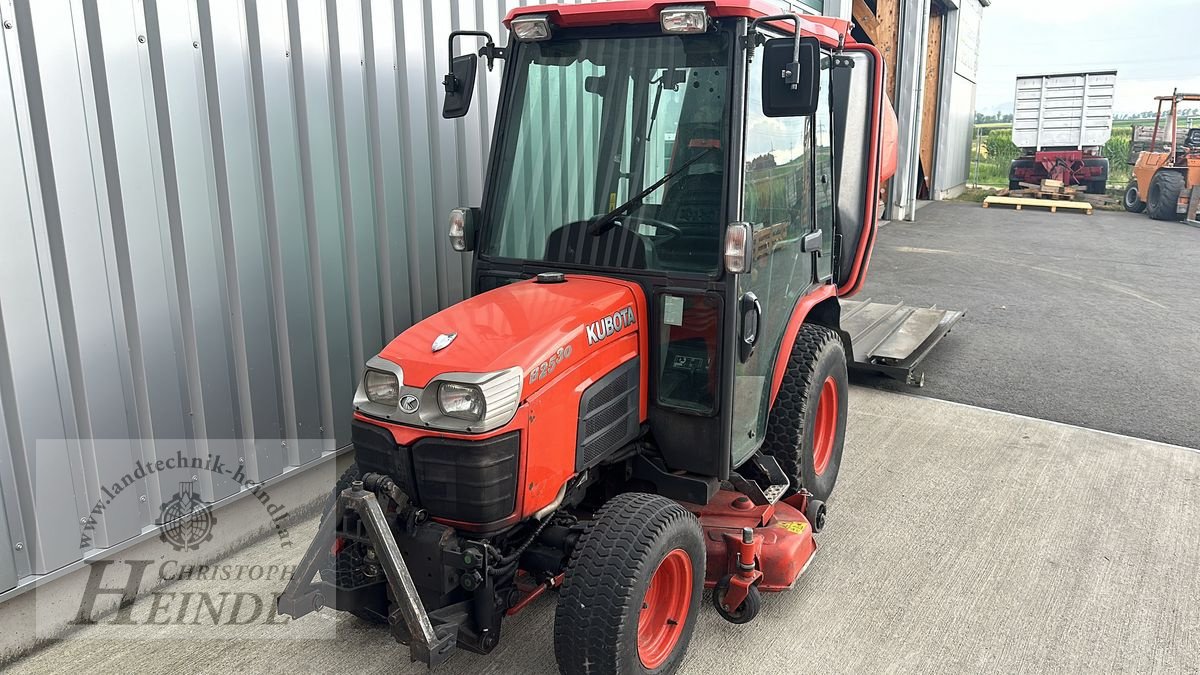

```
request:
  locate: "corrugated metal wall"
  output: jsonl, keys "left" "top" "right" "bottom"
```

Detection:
{"left": 0, "top": 0, "right": 591, "bottom": 597}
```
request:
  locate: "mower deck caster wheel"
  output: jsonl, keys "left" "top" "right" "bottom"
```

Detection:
{"left": 806, "top": 499, "right": 827, "bottom": 533}
{"left": 712, "top": 575, "right": 761, "bottom": 624}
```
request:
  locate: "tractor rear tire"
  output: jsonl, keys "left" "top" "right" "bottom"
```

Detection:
{"left": 1147, "top": 171, "right": 1185, "bottom": 221}
{"left": 554, "top": 492, "right": 704, "bottom": 675}
{"left": 761, "top": 324, "right": 848, "bottom": 503}
{"left": 317, "top": 463, "right": 388, "bottom": 625}
{"left": 1086, "top": 180, "right": 1107, "bottom": 195}
{"left": 1123, "top": 181, "right": 1146, "bottom": 213}
{"left": 1008, "top": 179, "right": 1023, "bottom": 191}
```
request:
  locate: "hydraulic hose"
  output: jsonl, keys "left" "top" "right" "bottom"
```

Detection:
{"left": 491, "top": 514, "right": 555, "bottom": 577}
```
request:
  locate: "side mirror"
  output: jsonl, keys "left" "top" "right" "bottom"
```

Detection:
{"left": 442, "top": 53, "right": 478, "bottom": 119}
{"left": 761, "top": 36, "right": 820, "bottom": 117}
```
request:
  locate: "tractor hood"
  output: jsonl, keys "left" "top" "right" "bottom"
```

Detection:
{"left": 377, "top": 275, "right": 643, "bottom": 397}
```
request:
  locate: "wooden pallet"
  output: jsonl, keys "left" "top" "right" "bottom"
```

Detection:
{"left": 1007, "top": 179, "right": 1084, "bottom": 201}
{"left": 982, "top": 195, "right": 1094, "bottom": 215}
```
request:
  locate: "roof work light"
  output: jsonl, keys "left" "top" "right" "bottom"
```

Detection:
{"left": 511, "top": 14, "right": 552, "bottom": 41}
{"left": 660, "top": 6, "right": 709, "bottom": 33}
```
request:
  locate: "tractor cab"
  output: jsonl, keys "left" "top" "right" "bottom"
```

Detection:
{"left": 279, "top": 3, "right": 897, "bottom": 672}
{"left": 450, "top": 3, "right": 892, "bottom": 479}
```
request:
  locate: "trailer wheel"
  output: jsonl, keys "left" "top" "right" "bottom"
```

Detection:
{"left": 1147, "top": 171, "right": 1185, "bottom": 221}
{"left": 1124, "top": 181, "right": 1146, "bottom": 213}
{"left": 317, "top": 463, "right": 388, "bottom": 624}
{"left": 762, "top": 324, "right": 848, "bottom": 503}
{"left": 554, "top": 492, "right": 704, "bottom": 675}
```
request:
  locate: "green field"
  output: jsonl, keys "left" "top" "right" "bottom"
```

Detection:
{"left": 968, "top": 123, "right": 1132, "bottom": 190}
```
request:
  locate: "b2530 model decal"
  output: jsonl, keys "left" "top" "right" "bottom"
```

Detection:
{"left": 529, "top": 344, "right": 573, "bottom": 385}
{"left": 586, "top": 306, "right": 636, "bottom": 346}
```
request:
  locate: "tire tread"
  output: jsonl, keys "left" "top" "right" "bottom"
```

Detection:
{"left": 554, "top": 492, "right": 702, "bottom": 675}
{"left": 762, "top": 324, "right": 844, "bottom": 498}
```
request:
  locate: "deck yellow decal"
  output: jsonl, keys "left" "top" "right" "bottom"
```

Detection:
{"left": 777, "top": 521, "right": 807, "bottom": 534}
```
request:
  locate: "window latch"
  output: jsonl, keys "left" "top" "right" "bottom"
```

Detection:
{"left": 801, "top": 229, "right": 823, "bottom": 255}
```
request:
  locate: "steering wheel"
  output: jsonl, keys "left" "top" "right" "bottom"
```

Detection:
{"left": 619, "top": 215, "right": 682, "bottom": 243}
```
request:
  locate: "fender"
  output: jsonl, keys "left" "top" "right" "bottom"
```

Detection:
{"left": 767, "top": 284, "right": 838, "bottom": 407}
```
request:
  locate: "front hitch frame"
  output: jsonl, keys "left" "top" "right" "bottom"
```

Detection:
{"left": 277, "top": 477, "right": 457, "bottom": 667}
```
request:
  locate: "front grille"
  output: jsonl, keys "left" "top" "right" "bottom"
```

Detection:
{"left": 411, "top": 433, "right": 520, "bottom": 524}
{"left": 351, "top": 420, "right": 520, "bottom": 525}
{"left": 352, "top": 421, "right": 419, "bottom": 498}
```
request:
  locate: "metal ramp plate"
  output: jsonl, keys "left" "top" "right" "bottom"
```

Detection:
{"left": 840, "top": 299, "right": 964, "bottom": 386}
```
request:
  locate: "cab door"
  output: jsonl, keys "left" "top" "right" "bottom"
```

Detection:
{"left": 728, "top": 35, "right": 890, "bottom": 468}
{"left": 729, "top": 41, "right": 832, "bottom": 466}
{"left": 829, "top": 45, "right": 893, "bottom": 295}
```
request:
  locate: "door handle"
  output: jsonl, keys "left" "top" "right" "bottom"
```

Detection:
{"left": 801, "top": 229, "right": 823, "bottom": 254}
{"left": 739, "top": 292, "right": 761, "bottom": 363}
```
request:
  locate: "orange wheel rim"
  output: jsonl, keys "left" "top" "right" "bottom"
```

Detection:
{"left": 637, "top": 548, "right": 693, "bottom": 669}
{"left": 812, "top": 376, "right": 838, "bottom": 476}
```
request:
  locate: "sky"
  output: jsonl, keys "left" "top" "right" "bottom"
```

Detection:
{"left": 974, "top": 0, "right": 1200, "bottom": 116}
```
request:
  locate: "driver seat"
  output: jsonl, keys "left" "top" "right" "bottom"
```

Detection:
{"left": 1184, "top": 128, "right": 1200, "bottom": 153}
{"left": 655, "top": 171, "right": 724, "bottom": 269}
{"left": 544, "top": 219, "right": 647, "bottom": 269}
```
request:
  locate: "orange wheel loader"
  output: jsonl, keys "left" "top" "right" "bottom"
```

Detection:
{"left": 277, "top": 2, "right": 898, "bottom": 672}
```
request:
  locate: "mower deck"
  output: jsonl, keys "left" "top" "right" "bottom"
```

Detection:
{"left": 689, "top": 490, "right": 817, "bottom": 592}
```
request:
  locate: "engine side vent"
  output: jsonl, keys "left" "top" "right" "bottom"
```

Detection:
{"left": 576, "top": 357, "right": 640, "bottom": 471}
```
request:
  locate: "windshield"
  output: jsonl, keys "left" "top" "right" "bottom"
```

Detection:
{"left": 484, "top": 32, "right": 732, "bottom": 273}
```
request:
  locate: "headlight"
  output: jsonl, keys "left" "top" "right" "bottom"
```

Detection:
{"left": 438, "top": 382, "right": 485, "bottom": 421}
{"left": 511, "top": 14, "right": 552, "bottom": 41}
{"left": 363, "top": 369, "right": 400, "bottom": 406}
{"left": 355, "top": 356, "right": 521, "bottom": 433}
{"left": 660, "top": 6, "right": 708, "bottom": 34}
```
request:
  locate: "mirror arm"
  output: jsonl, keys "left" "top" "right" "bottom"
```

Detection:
{"left": 446, "top": 31, "right": 504, "bottom": 89}
{"left": 748, "top": 14, "right": 805, "bottom": 90}
{"left": 479, "top": 43, "right": 507, "bottom": 70}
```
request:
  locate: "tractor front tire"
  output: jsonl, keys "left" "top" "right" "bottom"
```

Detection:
{"left": 317, "top": 463, "right": 388, "bottom": 625}
{"left": 1146, "top": 171, "right": 1184, "bottom": 221}
{"left": 1123, "top": 181, "right": 1146, "bottom": 213}
{"left": 554, "top": 493, "right": 704, "bottom": 675}
{"left": 762, "top": 324, "right": 849, "bottom": 503}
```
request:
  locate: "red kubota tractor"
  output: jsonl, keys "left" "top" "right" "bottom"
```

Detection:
{"left": 278, "top": 2, "right": 897, "bottom": 672}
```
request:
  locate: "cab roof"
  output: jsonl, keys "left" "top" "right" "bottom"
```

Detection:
{"left": 504, "top": 0, "right": 852, "bottom": 47}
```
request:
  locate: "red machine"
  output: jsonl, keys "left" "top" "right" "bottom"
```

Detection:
{"left": 278, "top": 2, "right": 897, "bottom": 672}
{"left": 1010, "top": 149, "right": 1108, "bottom": 192}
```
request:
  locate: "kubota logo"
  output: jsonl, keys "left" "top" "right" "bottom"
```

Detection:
{"left": 586, "top": 306, "right": 636, "bottom": 346}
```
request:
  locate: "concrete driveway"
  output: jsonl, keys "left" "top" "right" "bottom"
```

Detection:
{"left": 10, "top": 387, "right": 1199, "bottom": 674}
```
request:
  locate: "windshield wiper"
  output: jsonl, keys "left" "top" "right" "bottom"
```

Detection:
{"left": 588, "top": 147, "right": 715, "bottom": 236}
